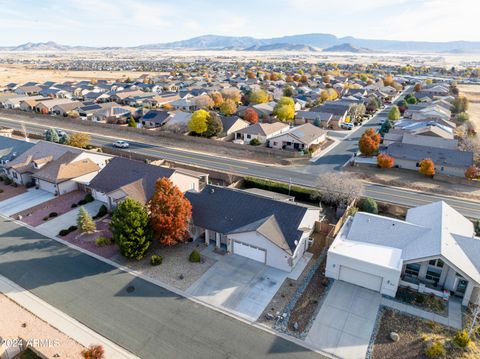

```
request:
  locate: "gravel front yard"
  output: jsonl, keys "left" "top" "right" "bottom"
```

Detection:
{"left": 371, "top": 308, "right": 479, "bottom": 359}
{"left": 114, "top": 240, "right": 216, "bottom": 291}
{"left": 0, "top": 293, "right": 84, "bottom": 359}
{"left": 0, "top": 181, "right": 26, "bottom": 201}
{"left": 16, "top": 191, "right": 85, "bottom": 227}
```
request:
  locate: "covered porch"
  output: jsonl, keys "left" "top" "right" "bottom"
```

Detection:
{"left": 400, "top": 257, "right": 479, "bottom": 306}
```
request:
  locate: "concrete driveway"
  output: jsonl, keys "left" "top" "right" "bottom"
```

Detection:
{"left": 187, "top": 251, "right": 293, "bottom": 321}
{"left": 0, "top": 189, "right": 54, "bottom": 216}
{"left": 305, "top": 281, "right": 381, "bottom": 359}
{"left": 36, "top": 200, "right": 104, "bottom": 238}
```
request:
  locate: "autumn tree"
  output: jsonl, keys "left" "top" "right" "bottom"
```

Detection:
{"left": 300, "top": 75, "right": 308, "bottom": 83}
{"left": 283, "top": 86, "right": 294, "bottom": 97}
{"left": 383, "top": 75, "right": 394, "bottom": 86}
{"left": 188, "top": 109, "right": 209, "bottom": 135}
{"left": 210, "top": 92, "right": 224, "bottom": 107}
{"left": 243, "top": 108, "right": 259, "bottom": 124}
{"left": 414, "top": 83, "right": 422, "bottom": 92}
{"left": 377, "top": 153, "right": 395, "bottom": 168}
{"left": 249, "top": 90, "right": 269, "bottom": 104}
{"left": 465, "top": 165, "right": 478, "bottom": 180}
{"left": 285, "top": 75, "right": 293, "bottom": 82}
{"left": 221, "top": 88, "right": 241, "bottom": 103}
{"left": 388, "top": 105, "right": 401, "bottom": 121}
{"left": 81, "top": 345, "right": 105, "bottom": 359}
{"left": 419, "top": 158, "right": 435, "bottom": 177}
{"left": 195, "top": 95, "right": 214, "bottom": 109}
{"left": 148, "top": 178, "right": 192, "bottom": 246}
{"left": 110, "top": 198, "right": 152, "bottom": 260}
{"left": 318, "top": 88, "right": 338, "bottom": 103}
{"left": 128, "top": 116, "right": 137, "bottom": 128}
{"left": 220, "top": 98, "right": 237, "bottom": 116}
{"left": 68, "top": 133, "right": 90, "bottom": 148}
{"left": 246, "top": 70, "right": 256, "bottom": 79}
{"left": 358, "top": 128, "right": 381, "bottom": 156}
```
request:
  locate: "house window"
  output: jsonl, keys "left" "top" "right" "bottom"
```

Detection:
{"left": 246, "top": 134, "right": 251, "bottom": 139}
{"left": 429, "top": 259, "right": 444, "bottom": 268}
{"left": 425, "top": 268, "right": 442, "bottom": 283}
{"left": 405, "top": 263, "right": 420, "bottom": 277}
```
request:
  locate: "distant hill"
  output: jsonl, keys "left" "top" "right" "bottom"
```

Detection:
{"left": 3, "top": 33, "right": 480, "bottom": 53}
{"left": 322, "top": 43, "right": 374, "bottom": 53}
{"left": 245, "top": 43, "right": 317, "bottom": 52}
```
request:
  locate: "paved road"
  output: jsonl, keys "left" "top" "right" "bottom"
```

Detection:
{"left": 1, "top": 90, "right": 479, "bottom": 219}
{"left": 0, "top": 217, "right": 326, "bottom": 359}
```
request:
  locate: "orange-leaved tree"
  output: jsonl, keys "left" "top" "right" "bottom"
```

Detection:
{"left": 243, "top": 107, "right": 259, "bottom": 124}
{"left": 358, "top": 128, "right": 381, "bottom": 156}
{"left": 148, "top": 178, "right": 192, "bottom": 246}
{"left": 465, "top": 165, "right": 478, "bottom": 180}
{"left": 377, "top": 153, "right": 395, "bottom": 168}
{"left": 419, "top": 158, "right": 435, "bottom": 177}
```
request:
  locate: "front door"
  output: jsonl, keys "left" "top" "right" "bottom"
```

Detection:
{"left": 456, "top": 277, "right": 468, "bottom": 298}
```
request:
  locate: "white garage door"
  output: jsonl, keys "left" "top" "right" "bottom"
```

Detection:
{"left": 233, "top": 241, "right": 266, "bottom": 263}
{"left": 339, "top": 266, "right": 383, "bottom": 292}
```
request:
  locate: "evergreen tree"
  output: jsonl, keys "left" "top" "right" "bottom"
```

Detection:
{"left": 77, "top": 206, "right": 96, "bottom": 233}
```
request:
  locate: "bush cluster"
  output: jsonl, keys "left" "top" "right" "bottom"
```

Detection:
{"left": 425, "top": 341, "right": 445, "bottom": 358}
{"left": 58, "top": 225, "right": 78, "bottom": 237}
{"left": 150, "top": 254, "right": 163, "bottom": 266}
{"left": 189, "top": 250, "right": 201, "bottom": 263}
{"left": 453, "top": 330, "right": 470, "bottom": 348}
{"left": 93, "top": 205, "right": 108, "bottom": 220}
{"left": 95, "top": 236, "right": 113, "bottom": 247}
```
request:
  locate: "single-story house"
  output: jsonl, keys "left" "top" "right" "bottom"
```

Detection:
{"left": 0, "top": 137, "right": 35, "bottom": 173}
{"left": 88, "top": 157, "right": 205, "bottom": 210}
{"left": 139, "top": 110, "right": 172, "bottom": 128}
{"left": 326, "top": 201, "right": 480, "bottom": 306}
{"left": 268, "top": 123, "right": 327, "bottom": 152}
{"left": 186, "top": 185, "right": 320, "bottom": 272}
{"left": 385, "top": 142, "right": 473, "bottom": 177}
{"left": 295, "top": 111, "right": 333, "bottom": 127}
{"left": 234, "top": 122, "right": 290, "bottom": 144}
{"left": 220, "top": 116, "right": 249, "bottom": 140}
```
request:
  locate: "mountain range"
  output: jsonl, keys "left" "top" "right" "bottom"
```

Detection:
{"left": 2, "top": 33, "right": 480, "bottom": 53}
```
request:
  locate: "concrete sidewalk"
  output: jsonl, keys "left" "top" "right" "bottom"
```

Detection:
{"left": 0, "top": 274, "right": 138, "bottom": 359}
{"left": 381, "top": 296, "right": 463, "bottom": 329}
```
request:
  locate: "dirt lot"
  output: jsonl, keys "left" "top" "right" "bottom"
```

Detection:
{"left": 459, "top": 84, "right": 480, "bottom": 132}
{"left": 0, "top": 294, "right": 84, "bottom": 358}
{"left": 0, "top": 64, "right": 165, "bottom": 85}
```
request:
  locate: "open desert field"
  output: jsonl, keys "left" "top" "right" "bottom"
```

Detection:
{"left": 0, "top": 64, "right": 165, "bottom": 86}
{"left": 459, "top": 84, "right": 480, "bottom": 131}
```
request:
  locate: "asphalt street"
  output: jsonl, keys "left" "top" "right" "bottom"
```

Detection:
{"left": 0, "top": 217, "right": 326, "bottom": 359}
{"left": 0, "top": 88, "right": 479, "bottom": 219}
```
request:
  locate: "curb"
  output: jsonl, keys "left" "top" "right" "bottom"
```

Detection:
{"left": 4, "top": 215, "right": 335, "bottom": 359}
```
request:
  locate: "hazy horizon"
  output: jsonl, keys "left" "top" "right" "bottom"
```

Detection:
{"left": 1, "top": 0, "right": 478, "bottom": 47}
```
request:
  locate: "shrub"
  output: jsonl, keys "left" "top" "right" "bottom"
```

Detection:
{"left": 250, "top": 138, "right": 261, "bottom": 146}
{"left": 358, "top": 198, "right": 378, "bottom": 214}
{"left": 189, "top": 250, "right": 201, "bottom": 263}
{"left": 0, "top": 176, "right": 3, "bottom": 181}
{"left": 453, "top": 330, "right": 470, "bottom": 348}
{"left": 150, "top": 254, "right": 163, "bottom": 266}
{"left": 81, "top": 344, "right": 105, "bottom": 359}
{"left": 425, "top": 341, "right": 445, "bottom": 358}
{"left": 4, "top": 177, "right": 12, "bottom": 185}
{"left": 78, "top": 199, "right": 87, "bottom": 205}
{"left": 49, "top": 212, "right": 58, "bottom": 218}
{"left": 59, "top": 229, "right": 69, "bottom": 236}
{"left": 415, "top": 293, "right": 425, "bottom": 304}
{"left": 84, "top": 193, "right": 94, "bottom": 203}
{"left": 0, "top": 189, "right": 3, "bottom": 193}
{"left": 68, "top": 225, "right": 78, "bottom": 232}
{"left": 25, "top": 181, "right": 35, "bottom": 188}
{"left": 77, "top": 206, "right": 96, "bottom": 233}
{"left": 95, "top": 236, "right": 113, "bottom": 247}
{"left": 71, "top": 203, "right": 78, "bottom": 208}
{"left": 43, "top": 216, "right": 49, "bottom": 221}
{"left": 93, "top": 205, "right": 108, "bottom": 220}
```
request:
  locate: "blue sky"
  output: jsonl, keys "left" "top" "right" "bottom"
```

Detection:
{"left": 0, "top": 0, "right": 477, "bottom": 46}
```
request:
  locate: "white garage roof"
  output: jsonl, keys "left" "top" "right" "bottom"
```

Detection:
{"left": 330, "top": 239, "right": 402, "bottom": 270}
{"left": 333, "top": 201, "right": 480, "bottom": 284}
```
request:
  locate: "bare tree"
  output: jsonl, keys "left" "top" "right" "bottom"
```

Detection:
{"left": 312, "top": 172, "right": 364, "bottom": 207}
{"left": 459, "top": 135, "right": 480, "bottom": 162}
{"left": 20, "top": 122, "right": 28, "bottom": 141}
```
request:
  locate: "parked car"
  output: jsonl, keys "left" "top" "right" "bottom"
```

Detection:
{"left": 113, "top": 140, "right": 129, "bottom": 148}
{"left": 341, "top": 123, "right": 354, "bottom": 130}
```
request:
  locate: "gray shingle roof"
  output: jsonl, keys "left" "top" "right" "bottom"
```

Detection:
{"left": 88, "top": 157, "right": 175, "bottom": 200}
{"left": 386, "top": 142, "right": 473, "bottom": 168}
{"left": 185, "top": 185, "right": 310, "bottom": 252}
